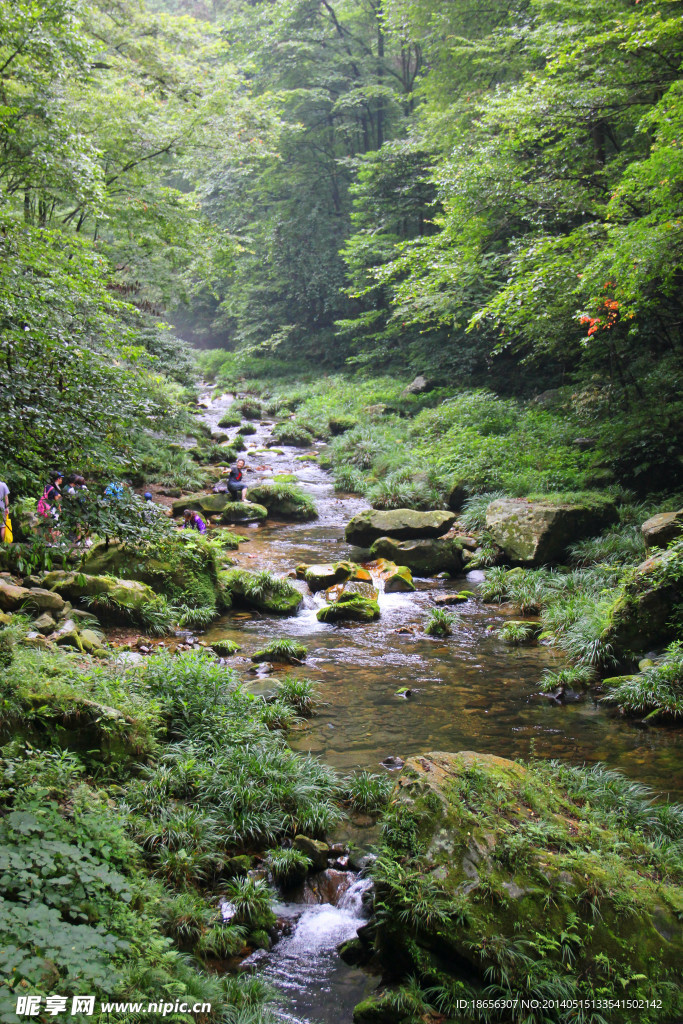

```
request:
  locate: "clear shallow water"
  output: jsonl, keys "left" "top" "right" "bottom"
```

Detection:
{"left": 200, "top": 388, "right": 683, "bottom": 799}
{"left": 198, "top": 388, "right": 683, "bottom": 1024}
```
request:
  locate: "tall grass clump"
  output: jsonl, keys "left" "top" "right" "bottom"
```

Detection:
{"left": 602, "top": 641, "right": 683, "bottom": 719}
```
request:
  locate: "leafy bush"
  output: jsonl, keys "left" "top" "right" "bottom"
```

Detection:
{"left": 271, "top": 421, "right": 314, "bottom": 446}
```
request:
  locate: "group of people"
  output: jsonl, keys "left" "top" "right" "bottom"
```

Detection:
{"left": 0, "top": 458, "right": 254, "bottom": 545}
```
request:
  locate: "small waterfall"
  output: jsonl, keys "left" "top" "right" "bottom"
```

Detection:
{"left": 254, "top": 876, "right": 375, "bottom": 1024}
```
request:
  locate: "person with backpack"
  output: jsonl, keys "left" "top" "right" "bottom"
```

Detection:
{"left": 37, "top": 472, "right": 63, "bottom": 520}
{"left": 0, "top": 478, "right": 9, "bottom": 543}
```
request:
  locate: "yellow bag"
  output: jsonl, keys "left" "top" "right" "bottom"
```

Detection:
{"left": 3, "top": 515, "right": 12, "bottom": 544}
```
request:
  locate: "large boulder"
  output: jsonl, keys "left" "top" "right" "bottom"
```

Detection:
{"left": 485, "top": 496, "right": 617, "bottom": 565}
{"left": 602, "top": 543, "right": 682, "bottom": 653}
{"left": 219, "top": 501, "right": 268, "bottom": 524}
{"left": 83, "top": 539, "right": 222, "bottom": 611}
{"left": 345, "top": 509, "right": 455, "bottom": 547}
{"left": 369, "top": 536, "right": 463, "bottom": 576}
{"left": 171, "top": 492, "right": 236, "bottom": 516}
{"left": 247, "top": 483, "right": 318, "bottom": 521}
{"left": 43, "top": 571, "right": 160, "bottom": 625}
{"left": 0, "top": 580, "right": 31, "bottom": 612}
{"left": 220, "top": 569, "right": 302, "bottom": 615}
{"left": 357, "top": 751, "right": 683, "bottom": 1021}
{"left": 641, "top": 509, "right": 683, "bottom": 550}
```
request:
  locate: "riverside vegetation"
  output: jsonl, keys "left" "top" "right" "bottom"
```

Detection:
{"left": 1, "top": 0, "right": 682, "bottom": 1021}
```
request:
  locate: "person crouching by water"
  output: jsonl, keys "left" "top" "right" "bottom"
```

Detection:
{"left": 226, "top": 458, "right": 249, "bottom": 502}
{"left": 181, "top": 509, "right": 207, "bottom": 533}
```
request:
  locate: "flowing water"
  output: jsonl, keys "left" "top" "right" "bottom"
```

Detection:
{"left": 197, "top": 388, "right": 683, "bottom": 1022}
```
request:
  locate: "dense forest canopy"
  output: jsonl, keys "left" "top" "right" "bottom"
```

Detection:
{"left": 1, "top": 0, "right": 682, "bottom": 488}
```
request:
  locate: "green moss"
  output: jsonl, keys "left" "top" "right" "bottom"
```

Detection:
{"left": 317, "top": 592, "right": 380, "bottom": 623}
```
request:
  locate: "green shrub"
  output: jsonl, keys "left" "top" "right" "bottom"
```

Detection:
{"left": 237, "top": 423, "right": 257, "bottom": 435}
{"left": 602, "top": 642, "right": 683, "bottom": 719}
{"left": 341, "top": 770, "right": 393, "bottom": 814}
{"left": 266, "top": 847, "right": 313, "bottom": 884}
{"left": 218, "top": 409, "right": 243, "bottom": 428}
{"left": 425, "top": 608, "right": 457, "bottom": 637}
{"left": 277, "top": 676, "right": 318, "bottom": 715}
{"left": 272, "top": 421, "right": 314, "bottom": 446}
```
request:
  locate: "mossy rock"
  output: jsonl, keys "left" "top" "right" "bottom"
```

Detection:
{"left": 357, "top": 750, "right": 683, "bottom": 1020}
{"left": 301, "top": 562, "right": 354, "bottom": 592}
{"left": 346, "top": 508, "right": 456, "bottom": 547}
{"left": 366, "top": 558, "right": 415, "bottom": 593}
{"left": 207, "top": 638, "right": 241, "bottom": 656}
{"left": 221, "top": 569, "right": 303, "bottom": 616}
{"left": 251, "top": 641, "right": 307, "bottom": 664}
{"left": 273, "top": 473, "right": 297, "bottom": 483}
{"left": 317, "top": 592, "right": 380, "bottom": 623}
{"left": 247, "top": 484, "right": 317, "bottom": 521}
{"left": 369, "top": 536, "right": 464, "bottom": 576}
{"left": 237, "top": 423, "right": 257, "bottom": 435}
{"left": 329, "top": 415, "right": 358, "bottom": 436}
{"left": 485, "top": 495, "right": 618, "bottom": 566}
{"left": 219, "top": 501, "right": 268, "bottom": 524}
{"left": 602, "top": 544, "right": 682, "bottom": 654}
{"left": 43, "top": 571, "right": 160, "bottom": 626}
{"left": 83, "top": 538, "right": 220, "bottom": 610}
{"left": 294, "top": 453, "right": 318, "bottom": 462}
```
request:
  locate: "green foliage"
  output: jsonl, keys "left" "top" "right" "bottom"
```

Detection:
{"left": 341, "top": 770, "right": 393, "bottom": 814}
{"left": 602, "top": 642, "right": 683, "bottom": 720}
{"left": 218, "top": 410, "right": 243, "bottom": 428}
{"left": 276, "top": 677, "right": 318, "bottom": 716}
{"left": 424, "top": 608, "right": 457, "bottom": 638}
{"left": 265, "top": 847, "right": 312, "bottom": 885}
{"left": 252, "top": 639, "right": 308, "bottom": 664}
{"left": 497, "top": 621, "right": 537, "bottom": 646}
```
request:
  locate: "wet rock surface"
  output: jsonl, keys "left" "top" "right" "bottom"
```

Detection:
{"left": 486, "top": 495, "right": 618, "bottom": 565}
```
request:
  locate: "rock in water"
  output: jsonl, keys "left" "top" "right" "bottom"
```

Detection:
{"left": 354, "top": 751, "right": 682, "bottom": 1023}
{"left": 220, "top": 501, "right": 268, "bottom": 524}
{"left": 641, "top": 508, "right": 683, "bottom": 550}
{"left": 345, "top": 508, "right": 456, "bottom": 547}
{"left": 317, "top": 591, "right": 380, "bottom": 623}
{"left": 369, "top": 536, "right": 464, "bottom": 576}
{"left": 485, "top": 496, "right": 617, "bottom": 565}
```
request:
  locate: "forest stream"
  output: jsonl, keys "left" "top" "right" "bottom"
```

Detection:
{"left": 192, "top": 388, "right": 682, "bottom": 1024}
